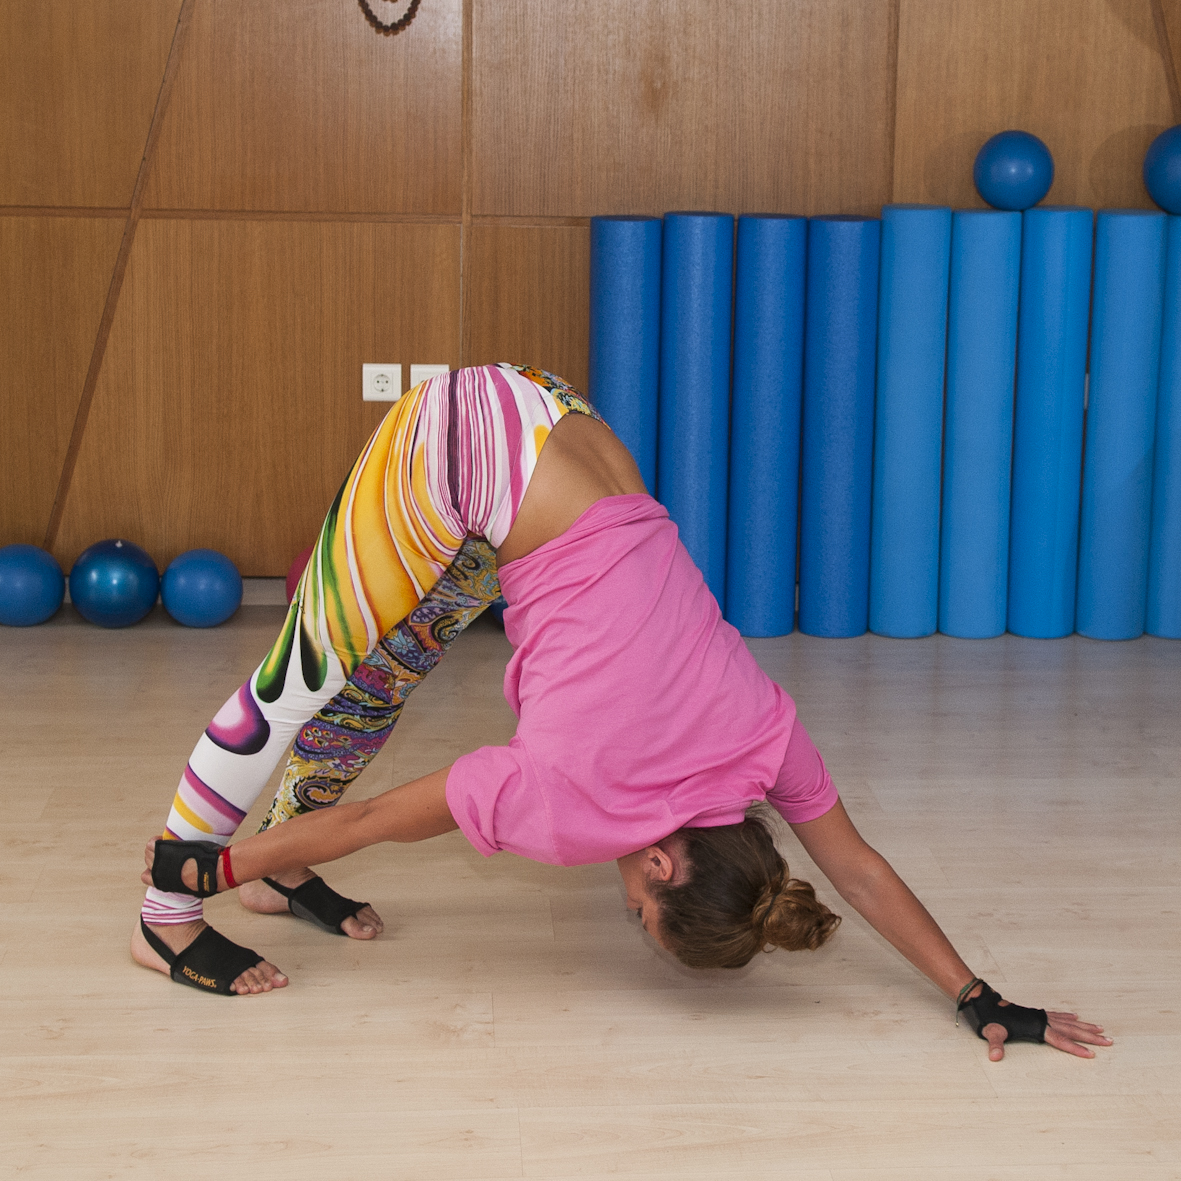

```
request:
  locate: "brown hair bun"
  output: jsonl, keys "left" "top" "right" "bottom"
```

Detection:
{"left": 753, "top": 875, "right": 841, "bottom": 952}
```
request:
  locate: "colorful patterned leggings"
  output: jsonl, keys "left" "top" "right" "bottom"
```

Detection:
{"left": 144, "top": 364, "right": 599, "bottom": 924}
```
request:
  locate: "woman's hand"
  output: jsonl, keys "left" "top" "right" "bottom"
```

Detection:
{"left": 980, "top": 1007, "right": 1113, "bottom": 1062}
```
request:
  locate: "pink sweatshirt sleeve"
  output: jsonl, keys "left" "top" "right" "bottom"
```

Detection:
{"left": 766, "top": 717, "right": 838, "bottom": 825}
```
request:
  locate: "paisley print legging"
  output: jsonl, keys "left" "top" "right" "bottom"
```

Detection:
{"left": 144, "top": 364, "right": 600, "bottom": 925}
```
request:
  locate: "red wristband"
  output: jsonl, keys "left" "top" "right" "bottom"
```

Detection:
{"left": 219, "top": 846, "right": 239, "bottom": 890}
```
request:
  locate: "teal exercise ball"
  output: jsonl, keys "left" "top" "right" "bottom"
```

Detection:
{"left": 69, "top": 539, "right": 159, "bottom": 627}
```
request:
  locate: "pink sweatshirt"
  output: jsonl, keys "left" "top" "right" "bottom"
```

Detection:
{"left": 445, "top": 494, "right": 837, "bottom": 865}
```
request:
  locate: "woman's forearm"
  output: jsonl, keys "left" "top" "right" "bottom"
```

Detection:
{"left": 219, "top": 766, "right": 457, "bottom": 889}
{"left": 791, "top": 803, "right": 977, "bottom": 1001}
{"left": 835, "top": 852, "right": 976, "bottom": 1000}
{"left": 224, "top": 798, "right": 387, "bottom": 885}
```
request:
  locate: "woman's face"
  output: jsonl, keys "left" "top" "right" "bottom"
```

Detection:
{"left": 617, "top": 850, "right": 656, "bottom": 936}
{"left": 617, "top": 844, "right": 676, "bottom": 947}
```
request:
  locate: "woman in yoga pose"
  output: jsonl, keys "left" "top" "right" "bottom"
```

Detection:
{"left": 135, "top": 363, "right": 1110, "bottom": 1062}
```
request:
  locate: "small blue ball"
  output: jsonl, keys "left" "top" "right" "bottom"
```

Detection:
{"left": 161, "top": 549, "right": 242, "bottom": 627}
{"left": 1144, "top": 125, "right": 1181, "bottom": 215}
{"left": 974, "top": 130, "right": 1054, "bottom": 211}
{"left": 69, "top": 539, "right": 159, "bottom": 628}
{"left": 0, "top": 544, "right": 65, "bottom": 626}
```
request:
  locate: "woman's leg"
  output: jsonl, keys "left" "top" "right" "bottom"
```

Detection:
{"left": 135, "top": 378, "right": 476, "bottom": 991}
{"left": 238, "top": 538, "right": 500, "bottom": 932}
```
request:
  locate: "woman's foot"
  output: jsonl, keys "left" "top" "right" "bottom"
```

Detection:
{"left": 239, "top": 869, "right": 385, "bottom": 939}
{"left": 130, "top": 917, "right": 288, "bottom": 995}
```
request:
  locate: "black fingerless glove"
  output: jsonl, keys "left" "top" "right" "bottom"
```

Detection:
{"left": 150, "top": 839, "right": 223, "bottom": 898}
{"left": 958, "top": 981, "right": 1048, "bottom": 1043}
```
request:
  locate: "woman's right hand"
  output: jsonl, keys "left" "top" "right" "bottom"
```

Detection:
{"left": 979, "top": 1006, "right": 1113, "bottom": 1062}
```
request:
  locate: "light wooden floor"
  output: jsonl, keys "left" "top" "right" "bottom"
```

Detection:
{"left": 2, "top": 606, "right": 1179, "bottom": 1180}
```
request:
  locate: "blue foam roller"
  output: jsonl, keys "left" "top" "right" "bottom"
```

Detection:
{"left": 1008, "top": 207, "right": 1093, "bottom": 638}
{"left": 589, "top": 216, "right": 662, "bottom": 491}
{"left": 1078, "top": 211, "right": 1167, "bottom": 640}
{"left": 939, "top": 211, "right": 1022, "bottom": 638}
{"left": 1148, "top": 215, "right": 1181, "bottom": 637}
{"left": 869, "top": 205, "right": 952, "bottom": 637}
{"left": 725, "top": 214, "right": 807, "bottom": 637}
{"left": 657, "top": 212, "right": 734, "bottom": 608}
{"left": 798, "top": 216, "right": 880, "bottom": 638}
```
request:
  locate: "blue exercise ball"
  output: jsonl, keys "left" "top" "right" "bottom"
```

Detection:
{"left": 0, "top": 544, "right": 65, "bottom": 626}
{"left": 69, "top": 539, "right": 159, "bottom": 628}
{"left": 1144, "top": 125, "right": 1181, "bottom": 214}
{"left": 974, "top": 130, "right": 1054, "bottom": 211}
{"left": 488, "top": 595, "right": 508, "bottom": 626}
{"left": 161, "top": 548, "right": 242, "bottom": 627}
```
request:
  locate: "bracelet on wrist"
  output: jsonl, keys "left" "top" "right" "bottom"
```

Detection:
{"left": 954, "top": 975, "right": 984, "bottom": 1024}
{"left": 219, "top": 846, "right": 239, "bottom": 890}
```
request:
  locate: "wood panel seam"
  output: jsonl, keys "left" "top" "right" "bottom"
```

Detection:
{"left": 139, "top": 209, "right": 463, "bottom": 224}
{"left": 473, "top": 216, "right": 591, "bottom": 228}
{"left": 460, "top": 0, "right": 474, "bottom": 367}
{"left": 0, "top": 207, "right": 128, "bottom": 219}
{"left": 1150, "top": 0, "right": 1181, "bottom": 123}
{"left": 886, "top": 0, "right": 901, "bottom": 204}
{"left": 42, "top": 0, "right": 195, "bottom": 552}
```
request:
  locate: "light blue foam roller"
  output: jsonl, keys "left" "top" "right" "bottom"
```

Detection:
{"left": 657, "top": 212, "right": 734, "bottom": 609}
{"left": 869, "top": 205, "right": 952, "bottom": 637}
{"left": 1008, "top": 207, "right": 1093, "bottom": 638}
{"left": 798, "top": 216, "right": 881, "bottom": 638}
{"left": 1078, "top": 211, "right": 1167, "bottom": 640}
{"left": 1148, "top": 215, "right": 1181, "bottom": 637}
{"left": 589, "top": 216, "right": 662, "bottom": 491}
{"left": 939, "top": 211, "right": 1022, "bottom": 638}
{"left": 725, "top": 215, "right": 807, "bottom": 637}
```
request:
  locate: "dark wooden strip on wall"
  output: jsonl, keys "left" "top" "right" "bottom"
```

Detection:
{"left": 1151, "top": 0, "right": 1181, "bottom": 122}
{"left": 42, "top": 0, "right": 196, "bottom": 552}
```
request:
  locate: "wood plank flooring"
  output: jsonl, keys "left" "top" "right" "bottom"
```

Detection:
{"left": 1, "top": 607, "right": 1178, "bottom": 1179}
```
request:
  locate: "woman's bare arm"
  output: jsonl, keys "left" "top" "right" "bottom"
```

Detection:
{"left": 789, "top": 800, "right": 1112, "bottom": 1060}
{"left": 143, "top": 766, "right": 457, "bottom": 891}
{"left": 789, "top": 801, "right": 974, "bottom": 998}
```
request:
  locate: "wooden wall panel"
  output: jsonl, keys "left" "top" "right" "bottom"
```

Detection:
{"left": 53, "top": 218, "right": 461, "bottom": 575}
{"left": 471, "top": 0, "right": 896, "bottom": 218}
{"left": 894, "top": 0, "right": 1175, "bottom": 209}
{"left": 466, "top": 225, "right": 591, "bottom": 393}
{"left": 0, "top": 217, "right": 125, "bottom": 547}
{"left": 144, "top": 0, "right": 463, "bottom": 214}
{"left": 0, "top": 3, "right": 181, "bottom": 208}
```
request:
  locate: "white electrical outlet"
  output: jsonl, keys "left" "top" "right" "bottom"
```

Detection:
{"left": 363, "top": 363, "right": 402, "bottom": 402}
{"left": 410, "top": 364, "right": 450, "bottom": 388}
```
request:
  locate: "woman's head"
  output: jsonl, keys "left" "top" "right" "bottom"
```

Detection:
{"left": 617, "top": 810, "right": 840, "bottom": 969}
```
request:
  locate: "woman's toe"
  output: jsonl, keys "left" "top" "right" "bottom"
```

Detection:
{"left": 233, "top": 961, "right": 287, "bottom": 994}
{"left": 341, "top": 907, "right": 382, "bottom": 939}
{"left": 235, "top": 970, "right": 265, "bottom": 994}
